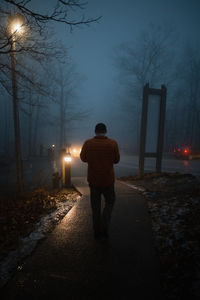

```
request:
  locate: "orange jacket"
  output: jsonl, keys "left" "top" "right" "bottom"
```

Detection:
{"left": 80, "top": 136, "right": 120, "bottom": 187}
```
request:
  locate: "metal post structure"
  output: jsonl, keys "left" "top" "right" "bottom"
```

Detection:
{"left": 138, "top": 83, "right": 167, "bottom": 177}
{"left": 138, "top": 83, "right": 149, "bottom": 177}
{"left": 10, "top": 38, "right": 24, "bottom": 193}
{"left": 156, "top": 85, "right": 167, "bottom": 173}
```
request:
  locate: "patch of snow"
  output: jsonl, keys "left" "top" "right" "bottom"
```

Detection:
{"left": 119, "top": 181, "right": 146, "bottom": 192}
{"left": 153, "top": 177, "right": 169, "bottom": 184}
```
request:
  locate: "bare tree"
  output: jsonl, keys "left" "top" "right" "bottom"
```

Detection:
{"left": 170, "top": 44, "right": 200, "bottom": 149}
{"left": 0, "top": 1, "right": 100, "bottom": 192}
{"left": 114, "top": 24, "right": 175, "bottom": 151}
{"left": 0, "top": 28, "right": 64, "bottom": 192}
{"left": 46, "top": 61, "right": 87, "bottom": 149}
{"left": 0, "top": 0, "right": 101, "bottom": 54}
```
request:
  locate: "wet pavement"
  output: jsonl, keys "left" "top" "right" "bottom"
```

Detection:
{"left": 1, "top": 177, "right": 161, "bottom": 299}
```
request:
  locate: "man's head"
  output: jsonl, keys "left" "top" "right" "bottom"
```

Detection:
{"left": 95, "top": 123, "right": 107, "bottom": 135}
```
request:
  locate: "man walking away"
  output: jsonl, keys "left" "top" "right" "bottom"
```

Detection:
{"left": 80, "top": 123, "right": 120, "bottom": 238}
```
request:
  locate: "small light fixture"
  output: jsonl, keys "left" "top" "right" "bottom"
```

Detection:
{"left": 64, "top": 154, "right": 72, "bottom": 163}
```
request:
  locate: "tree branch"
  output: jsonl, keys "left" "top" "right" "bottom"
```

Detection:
{"left": 3, "top": 0, "right": 102, "bottom": 28}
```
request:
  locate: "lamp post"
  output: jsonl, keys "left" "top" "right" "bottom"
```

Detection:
{"left": 8, "top": 14, "right": 25, "bottom": 193}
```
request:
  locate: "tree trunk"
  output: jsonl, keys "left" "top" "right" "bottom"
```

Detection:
{"left": 59, "top": 84, "right": 65, "bottom": 149}
{"left": 10, "top": 41, "right": 24, "bottom": 193}
{"left": 28, "top": 93, "right": 33, "bottom": 157}
{"left": 4, "top": 102, "right": 11, "bottom": 155}
{"left": 32, "top": 105, "right": 40, "bottom": 156}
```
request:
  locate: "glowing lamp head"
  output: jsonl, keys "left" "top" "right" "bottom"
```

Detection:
{"left": 8, "top": 13, "right": 25, "bottom": 35}
{"left": 13, "top": 23, "right": 22, "bottom": 33}
{"left": 64, "top": 155, "right": 72, "bottom": 163}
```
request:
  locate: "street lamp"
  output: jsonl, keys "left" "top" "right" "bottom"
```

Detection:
{"left": 8, "top": 14, "right": 25, "bottom": 193}
{"left": 12, "top": 23, "right": 23, "bottom": 34}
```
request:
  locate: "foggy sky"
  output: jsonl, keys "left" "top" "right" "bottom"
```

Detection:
{"left": 23, "top": 0, "right": 200, "bottom": 145}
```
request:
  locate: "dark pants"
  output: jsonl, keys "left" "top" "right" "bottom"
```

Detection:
{"left": 89, "top": 183, "right": 116, "bottom": 235}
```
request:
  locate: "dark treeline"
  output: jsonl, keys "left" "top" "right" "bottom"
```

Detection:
{"left": 0, "top": 1, "right": 200, "bottom": 165}
{"left": 0, "top": 0, "right": 96, "bottom": 160}
{"left": 114, "top": 24, "right": 200, "bottom": 153}
{"left": 0, "top": 0, "right": 99, "bottom": 191}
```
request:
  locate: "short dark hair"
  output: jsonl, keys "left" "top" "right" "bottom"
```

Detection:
{"left": 95, "top": 123, "right": 107, "bottom": 133}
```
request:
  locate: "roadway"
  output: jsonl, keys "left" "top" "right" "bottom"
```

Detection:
{"left": 1, "top": 154, "right": 199, "bottom": 193}
{"left": 71, "top": 154, "right": 200, "bottom": 178}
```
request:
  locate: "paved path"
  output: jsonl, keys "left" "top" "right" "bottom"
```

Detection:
{"left": 2, "top": 177, "right": 161, "bottom": 299}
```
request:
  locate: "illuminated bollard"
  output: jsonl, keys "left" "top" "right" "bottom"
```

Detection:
{"left": 61, "top": 150, "right": 72, "bottom": 188}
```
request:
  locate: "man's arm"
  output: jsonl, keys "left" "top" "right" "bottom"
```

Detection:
{"left": 114, "top": 142, "right": 120, "bottom": 164}
{"left": 80, "top": 142, "right": 88, "bottom": 162}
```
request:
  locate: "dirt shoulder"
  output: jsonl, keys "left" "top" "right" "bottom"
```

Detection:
{"left": 0, "top": 187, "right": 79, "bottom": 261}
{"left": 119, "top": 172, "right": 200, "bottom": 300}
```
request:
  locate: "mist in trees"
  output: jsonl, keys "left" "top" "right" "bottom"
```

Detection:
{"left": 167, "top": 45, "right": 200, "bottom": 150}
{"left": 113, "top": 23, "right": 200, "bottom": 153}
{"left": 0, "top": 39, "right": 87, "bottom": 157}
{"left": 0, "top": 0, "right": 99, "bottom": 191}
{"left": 0, "top": 0, "right": 200, "bottom": 192}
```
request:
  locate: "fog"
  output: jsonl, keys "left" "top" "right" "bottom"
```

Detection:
{"left": 1, "top": 0, "right": 200, "bottom": 158}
